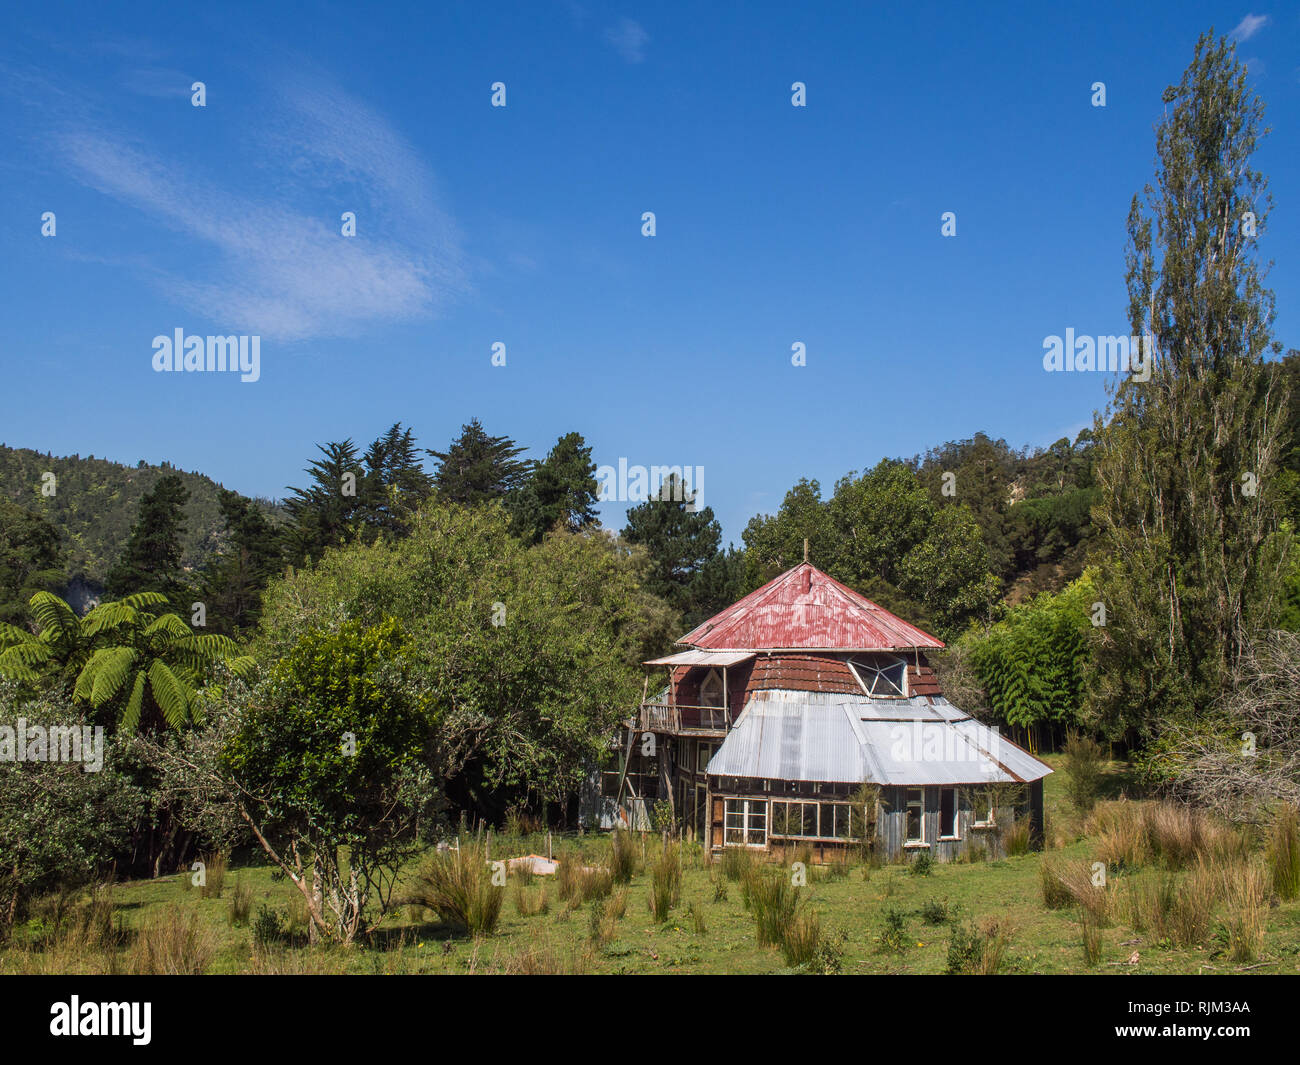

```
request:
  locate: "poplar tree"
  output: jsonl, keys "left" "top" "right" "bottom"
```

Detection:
{"left": 1087, "top": 33, "right": 1291, "bottom": 742}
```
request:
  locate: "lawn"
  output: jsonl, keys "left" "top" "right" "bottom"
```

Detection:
{"left": 5, "top": 757, "right": 1300, "bottom": 975}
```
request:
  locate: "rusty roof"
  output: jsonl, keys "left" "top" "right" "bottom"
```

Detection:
{"left": 679, "top": 563, "right": 944, "bottom": 652}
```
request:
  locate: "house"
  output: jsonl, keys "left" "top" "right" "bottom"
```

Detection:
{"left": 611, "top": 561, "right": 1052, "bottom": 861}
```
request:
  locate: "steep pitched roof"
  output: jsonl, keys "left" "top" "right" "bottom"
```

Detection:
{"left": 678, "top": 562, "right": 944, "bottom": 652}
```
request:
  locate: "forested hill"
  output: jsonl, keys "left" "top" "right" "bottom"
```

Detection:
{"left": 0, "top": 444, "right": 274, "bottom": 587}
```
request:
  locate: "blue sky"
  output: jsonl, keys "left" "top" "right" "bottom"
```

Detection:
{"left": 1, "top": 1, "right": 1297, "bottom": 543}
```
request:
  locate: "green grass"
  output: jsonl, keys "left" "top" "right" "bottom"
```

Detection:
{"left": 6, "top": 763, "right": 1300, "bottom": 974}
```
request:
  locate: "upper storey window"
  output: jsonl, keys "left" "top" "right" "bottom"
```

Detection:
{"left": 848, "top": 654, "right": 908, "bottom": 698}
{"left": 699, "top": 668, "right": 725, "bottom": 707}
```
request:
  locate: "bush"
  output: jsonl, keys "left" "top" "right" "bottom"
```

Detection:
{"left": 252, "top": 903, "right": 284, "bottom": 948}
{"left": 920, "top": 897, "right": 957, "bottom": 925}
{"left": 1062, "top": 733, "right": 1106, "bottom": 812}
{"left": 909, "top": 852, "right": 933, "bottom": 877}
{"left": 946, "top": 917, "right": 1012, "bottom": 974}
{"left": 878, "top": 905, "right": 908, "bottom": 954}
{"left": 404, "top": 840, "right": 503, "bottom": 936}
{"left": 781, "top": 909, "right": 842, "bottom": 973}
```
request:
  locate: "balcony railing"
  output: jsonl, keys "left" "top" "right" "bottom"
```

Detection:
{"left": 638, "top": 702, "right": 731, "bottom": 735}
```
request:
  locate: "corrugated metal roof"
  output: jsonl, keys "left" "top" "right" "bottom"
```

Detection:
{"left": 706, "top": 690, "right": 1052, "bottom": 786}
{"left": 678, "top": 563, "right": 944, "bottom": 652}
{"left": 643, "top": 650, "right": 756, "bottom": 667}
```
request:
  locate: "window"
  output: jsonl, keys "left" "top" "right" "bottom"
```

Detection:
{"left": 971, "top": 788, "right": 996, "bottom": 827}
{"left": 905, "top": 788, "right": 925, "bottom": 843}
{"left": 770, "top": 800, "right": 860, "bottom": 841}
{"left": 697, "top": 743, "right": 715, "bottom": 773}
{"left": 939, "top": 787, "right": 958, "bottom": 839}
{"left": 848, "top": 655, "right": 908, "bottom": 698}
{"left": 699, "top": 669, "right": 725, "bottom": 708}
{"left": 724, "top": 798, "right": 767, "bottom": 847}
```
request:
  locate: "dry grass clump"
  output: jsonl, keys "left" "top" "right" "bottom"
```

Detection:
{"left": 557, "top": 852, "right": 614, "bottom": 904}
{"left": 1040, "top": 857, "right": 1110, "bottom": 923}
{"left": 512, "top": 881, "right": 550, "bottom": 917}
{"left": 946, "top": 917, "right": 1014, "bottom": 974}
{"left": 1088, "top": 800, "right": 1247, "bottom": 872}
{"left": 1218, "top": 859, "right": 1268, "bottom": 964}
{"left": 500, "top": 938, "right": 589, "bottom": 975}
{"left": 198, "top": 850, "right": 227, "bottom": 899}
{"left": 1268, "top": 806, "right": 1300, "bottom": 902}
{"left": 744, "top": 868, "right": 799, "bottom": 947}
{"left": 129, "top": 905, "right": 218, "bottom": 975}
{"left": 589, "top": 887, "right": 628, "bottom": 947}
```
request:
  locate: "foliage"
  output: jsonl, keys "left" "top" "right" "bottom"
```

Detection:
{"left": 0, "top": 499, "right": 64, "bottom": 627}
{"left": 404, "top": 838, "right": 504, "bottom": 936}
{"left": 509, "top": 431, "right": 600, "bottom": 544}
{"left": 965, "top": 574, "right": 1095, "bottom": 730}
{"left": 1088, "top": 32, "right": 1292, "bottom": 741}
{"left": 105, "top": 474, "right": 191, "bottom": 602}
{"left": 428, "top": 418, "right": 529, "bottom": 505}
{"left": 1061, "top": 733, "right": 1106, "bottom": 812}
{"left": 0, "top": 590, "right": 248, "bottom": 730}
{"left": 0, "top": 683, "right": 145, "bottom": 935}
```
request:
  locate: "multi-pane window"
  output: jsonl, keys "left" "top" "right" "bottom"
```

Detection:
{"left": 905, "top": 787, "right": 925, "bottom": 843}
{"left": 939, "top": 787, "right": 959, "bottom": 839}
{"left": 697, "top": 743, "right": 715, "bottom": 773}
{"left": 724, "top": 798, "right": 767, "bottom": 847}
{"left": 699, "top": 669, "right": 725, "bottom": 707}
{"left": 971, "top": 787, "right": 995, "bottom": 827}
{"left": 848, "top": 655, "right": 908, "bottom": 698}
{"left": 769, "top": 800, "right": 860, "bottom": 840}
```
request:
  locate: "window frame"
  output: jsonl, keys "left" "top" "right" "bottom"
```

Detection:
{"left": 904, "top": 787, "right": 926, "bottom": 846}
{"left": 699, "top": 668, "right": 725, "bottom": 708}
{"left": 769, "top": 799, "right": 861, "bottom": 842}
{"left": 938, "top": 786, "right": 959, "bottom": 840}
{"left": 847, "top": 654, "right": 910, "bottom": 699}
{"left": 970, "top": 787, "right": 997, "bottom": 828}
{"left": 723, "top": 797, "right": 768, "bottom": 848}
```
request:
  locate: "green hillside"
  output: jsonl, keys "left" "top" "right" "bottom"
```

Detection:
{"left": 0, "top": 444, "right": 277, "bottom": 588}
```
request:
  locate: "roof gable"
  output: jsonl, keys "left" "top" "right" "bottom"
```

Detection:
{"left": 679, "top": 563, "right": 944, "bottom": 651}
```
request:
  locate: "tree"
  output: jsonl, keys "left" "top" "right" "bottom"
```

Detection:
{"left": 509, "top": 431, "right": 600, "bottom": 544}
{"left": 254, "top": 499, "right": 660, "bottom": 822}
{"left": 0, "top": 682, "right": 144, "bottom": 936}
{"left": 200, "top": 490, "right": 282, "bottom": 634}
{"left": 219, "top": 619, "right": 439, "bottom": 943}
{"left": 282, "top": 440, "right": 364, "bottom": 566}
{"left": 621, "top": 474, "right": 724, "bottom": 628}
{"left": 1087, "top": 33, "right": 1292, "bottom": 742}
{"left": 0, "top": 590, "right": 247, "bottom": 730}
{"left": 428, "top": 419, "right": 529, "bottom": 504}
{"left": 0, "top": 500, "right": 63, "bottom": 626}
{"left": 358, "top": 422, "right": 434, "bottom": 539}
{"left": 105, "top": 474, "right": 191, "bottom": 601}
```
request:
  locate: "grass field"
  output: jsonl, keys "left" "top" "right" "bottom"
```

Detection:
{"left": 6, "top": 756, "right": 1300, "bottom": 975}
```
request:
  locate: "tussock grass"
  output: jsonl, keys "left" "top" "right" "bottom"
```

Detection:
{"left": 130, "top": 905, "right": 217, "bottom": 975}
{"left": 1040, "top": 857, "right": 1108, "bottom": 922}
{"left": 946, "top": 917, "right": 1013, "bottom": 974}
{"left": 648, "top": 842, "right": 682, "bottom": 923}
{"left": 404, "top": 840, "right": 503, "bottom": 936}
{"left": 1219, "top": 859, "right": 1268, "bottom": 964}
{"left": 198, "top": 850, "right": 227, "bottom": 899}
{"left": 609, "top": 828, "right": 638, "bottom": 884}
{"left": 501, "top": 939, "right": 588, "bottom": 975}
{"left": 1268, "top": 806, "right": 1300, "bottom": 902}
{"left": 745, "top": 868, "right": 799, "bottom": 947}
{"left": 227, "top": 873, "right": 253, "bottom": 927}
{"left": 720, "top": 846, "right": 754, "bottom": 882}
{"left": 512, "top": 882, "right": 550, "bottom": 917}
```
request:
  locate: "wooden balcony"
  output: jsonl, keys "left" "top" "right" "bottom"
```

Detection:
{"left": 638, "top": 702, "right": 731, "bottom": 737}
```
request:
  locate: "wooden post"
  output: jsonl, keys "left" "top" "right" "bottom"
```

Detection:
{"left": 486, "top": 827, "right": 492, "bottom": 862}
{"left": 803, "top": 537, "right": 808, "bottom": 563}
{"left": 547, "top": 831, "right": 552, "bottom": 861}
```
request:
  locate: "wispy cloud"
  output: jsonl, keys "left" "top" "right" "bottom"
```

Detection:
{"left": 604, "top": 18, "right": 649, "bottom": 63}
{"left": 14, "top": 59, "right": 465, "bottom": 342}
{"left": 1230, "top": 14, "right": 1270, "bottom": 42}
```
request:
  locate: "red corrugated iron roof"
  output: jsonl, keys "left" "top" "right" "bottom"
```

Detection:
{"left": 678, "top": 562, "right": 944, "bottom": 651}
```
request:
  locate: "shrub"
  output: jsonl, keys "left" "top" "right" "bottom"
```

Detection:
{"left": 909, "top": 852, "right": 933, "bottom": 877}
{"left": 1268, "top": 806, "right": 1300, "bottom": 902}
{"left": 1062, "top": 733, "right": 1106, "bottom": 812}
{"left": 404, "top": 840, "right": 503, "bottom": 936}
{"left": 252, "top": 903, "right": 284, "bottom": 948}
{"left": 946, "top": 917, "right": 1013, "bottom": 974}
{"left": 878, "top": 905, "right": 908, "bottom": 954}
{"left": 130, "top": 906, "right": 217, "bottom": 975}
{"left": 920, "top": 897, "right": 957, "bottom": 925}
